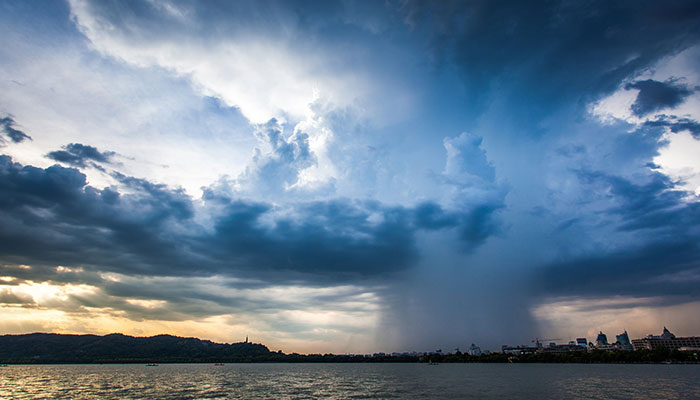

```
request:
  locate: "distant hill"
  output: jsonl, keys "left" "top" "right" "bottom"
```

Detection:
{"left": 0, "top": 333, "right": 274, "bottom": 363}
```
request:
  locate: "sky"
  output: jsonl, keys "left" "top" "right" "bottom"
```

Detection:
{"left": 1, "top": 0, "right": 700, "bottom": 354}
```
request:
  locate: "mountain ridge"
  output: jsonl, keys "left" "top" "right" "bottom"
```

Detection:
{"left": 0, "top": 332, "right": 273, "bottom": 363}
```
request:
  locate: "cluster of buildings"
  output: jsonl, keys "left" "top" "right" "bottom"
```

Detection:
{"left": 501, "top": 327, "right": 700, "bottom": 355}
{"left": 357, "top": 327, "right": 699, "bottom": 358}
{"left": 389, "top": 343, "right": 487, "bottom": 358}
{"left": 632, "top": 327, "right": 700, "bottom": 351}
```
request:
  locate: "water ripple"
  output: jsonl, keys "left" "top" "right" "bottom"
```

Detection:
{"left": 1, "top": 363, "right": 698, "bottom": 399}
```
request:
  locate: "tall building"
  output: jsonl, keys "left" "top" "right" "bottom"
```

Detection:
{"left": 596, "top": 331, "right": 608, "bottom": 346}
{"left": 631, "top": 327, "right": 700, "bottom": 350}
{"left": 615, "top": 331, "right": 633, "bottom": 351}
{"left": 616, "top": 331, "right": 631, "bottom": 345}
{"left": 659, "top": 327, "right": 675, "bottom": 340}
{"left": 468, "top": 343, "right": 482, "bottom": 356}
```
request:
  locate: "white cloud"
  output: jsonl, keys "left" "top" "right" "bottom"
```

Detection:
{"left": 0, "top": 15, "right": 260, "bottom": 197}
{"left": 589, "top": 86, "right": 640, "bottom": 125}
{"left": 68, "top": 0, "right": 370, "bottom": 125}
{"left": 654, "top": 131, "right": 700, "bottom": 195}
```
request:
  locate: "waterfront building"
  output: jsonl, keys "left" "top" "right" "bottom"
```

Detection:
{"left": 616, "top": 331, "right": 631, "bottom": 345}
{"left": 576, "top": 338, "right": 587, "bottom": 347}
{"left": 501, "top": 345, "right": 538, "bottom": 355}
{"left": 615, "top": 331, "right": 634, "bottom": 351}
{"left": 631, "top": 327, "right": 700, "bottom": 350}
{"left": 594, "top": 343, "right": 616, "bottom": 351}
{"left": 594, "top": 343, "right": 630, "bottom": 351}
{"left": 590, "top": 330, "right": 633, "bottom": 351}
{"left": 659, "top": 327, "right": 675, "bottom": 339}
{"left": 595, "top": 331, "right": 608, "bottom": 346}
{"left": 468, "top": 343, "right": 482, "bottom": 356}
{"left": 540, "top": 344, "right": 586, "bottom": 354}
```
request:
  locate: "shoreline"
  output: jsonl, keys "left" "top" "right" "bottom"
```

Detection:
{"left": 2, "top": 360, "right": 698, "bottom": 365}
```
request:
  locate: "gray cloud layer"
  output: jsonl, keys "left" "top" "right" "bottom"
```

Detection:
{"left": 47, "top": 143, "right": 116, "bottom": 168}
{"left": 0, "top": 149, "right": 502, "bottom": 284}
{"left": 543, "top": 168, "right": 700, "bottom": 299}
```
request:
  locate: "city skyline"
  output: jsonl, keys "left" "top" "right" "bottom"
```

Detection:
{"left": 1, "top": 1, "right": 700, "bottom": 353}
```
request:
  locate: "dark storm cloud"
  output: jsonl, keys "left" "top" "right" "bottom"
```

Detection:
{"left": 413, "top": 202, "right": 503, "bottom": 246}
{"left": 196, "top": 198, "right": 417, "bottom": 281}
{"left": 0, "top": 155, "right": 502, "bottom": 284}
{"left": 625, "top": 79, "right": 695, "bottom": 116}
{"left": 575, "top": 170, "right": 698, "bottom": 234}
{"left": 111, "top": 172, "right": 194, "bottom": 221}
{"left": 0, "top": 116, "right": 32, "bottom": 144}
{"left": 542, "top": 239, "right": 700, "bottom": 299}
{"left": 46, "top": 143, "right": 116, "bottom": 168}
{"left": 400, "top": 0, "right": 700, "bottom": 120}
{"left": 198, "top": 194, "right": 502, "bottom": 279}
{"left": 456, "top": 203, "right": 503, "bottom": 245}
{"left": 413, "top": 202, "right": 458, "bottom": 230}
{"left": 542, "top": 169, "right": 700, "bottom": 298}
{"left": 644, "top": 115, "right": 700, "bottom": 138}
{"left": 413, "top": 198, "right": 504, "bottom": 248}
{"left": 0, "top": 155, "right": 196, "bottom": 277}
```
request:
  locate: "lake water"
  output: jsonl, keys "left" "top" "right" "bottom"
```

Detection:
{"left": 1, "top": 363, "right": 699, "bottom": 399}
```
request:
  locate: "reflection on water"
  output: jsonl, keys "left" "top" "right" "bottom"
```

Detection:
{"left": 1, "top": 363, "right": 699, "bottom": 399}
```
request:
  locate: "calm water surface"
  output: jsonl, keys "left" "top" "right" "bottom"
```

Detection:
{"left": 1, "top": 363, "right": 699, "bottom": 399}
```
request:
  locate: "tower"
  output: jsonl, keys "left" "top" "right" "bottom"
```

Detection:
{"left": 596, "top": 331, "right": 608, "bottom": 346}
